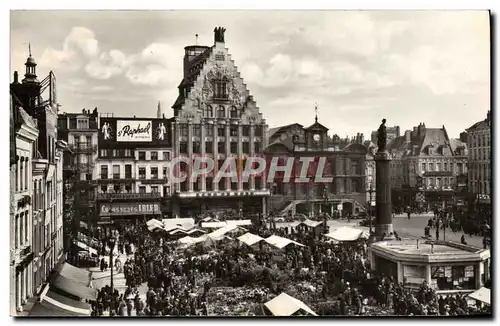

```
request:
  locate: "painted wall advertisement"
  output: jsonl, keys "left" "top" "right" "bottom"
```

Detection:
{"left": 99, "top": 118, "right": 171, "bottom": 146}
{"left": 114, "top": 120, "right": 153, "bottom": 142}
{"left": 100, "top": 203, "right": 160, "bottom": 216}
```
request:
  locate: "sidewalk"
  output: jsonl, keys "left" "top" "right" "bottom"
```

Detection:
{"left": 87, "top": 253, "right": 149, "bottom": 316}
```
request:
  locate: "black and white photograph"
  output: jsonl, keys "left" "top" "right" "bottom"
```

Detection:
{"left": 8, "top": 9, "right": 492, "bottom": 318}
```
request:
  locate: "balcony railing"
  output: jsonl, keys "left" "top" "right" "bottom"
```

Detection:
{"left": 140, "top": 178, "right": 167, "bottom": 185}
{"left": 97, "top": 177, "right": 134, "bottom": 184}
{"left": 65, "top": 163, "right": 95, "bottom": 171}
{"left": 68, "top": 144, "right": 98, "bottom": 153}
{"left": 97, "top": 192, "right": 161, "bottom": 200}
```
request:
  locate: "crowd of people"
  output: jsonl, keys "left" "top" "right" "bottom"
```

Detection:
{"left": 86, "top": 216, "right": 490, "bottom": 317}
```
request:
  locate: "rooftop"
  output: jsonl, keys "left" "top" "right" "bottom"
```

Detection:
{"left": 370, "top": 240, "right": 490, "bottom": 263}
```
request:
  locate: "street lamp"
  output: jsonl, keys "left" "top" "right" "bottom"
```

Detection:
{"left": 107, "top": 232, "right": 117, "bottom": 315}
{"left": 367, "top": 182, "right": 374, "bottom": 235}
{"left": 292, "top": 135, "right": 298, "bottom": 201}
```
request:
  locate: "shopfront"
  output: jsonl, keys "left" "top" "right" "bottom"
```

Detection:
{"left": 98, "top": 202, "right": 162, "bottom": 234}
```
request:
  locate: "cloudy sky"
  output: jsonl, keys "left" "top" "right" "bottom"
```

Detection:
{"left": 10, "top": 10, "right": 490, "bottom": 139}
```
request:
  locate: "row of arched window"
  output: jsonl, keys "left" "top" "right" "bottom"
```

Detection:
{"left": 203, "top": 105, "right": 240, "bottom": 118}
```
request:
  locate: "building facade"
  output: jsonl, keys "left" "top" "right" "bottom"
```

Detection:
{"left": 264, "top": 118, "right": 368, "bottom": 217}
{"left": 170, "top": 27, "right": 270, "bottom": 217}
{"left": 96, "top": 116, "right": 172, "bottom": 229}
{"left": 10, "top": 51, "right": 65, "bottom": 314}
{"left": 388, "top": 123, "right": 468, "bottom": 210}
{"left": 57, "top": 109, "right": 99, "bottom": 261}
{"left": 465, "top": 111, "right": 491, "bottom": 221}
{"left": 10, "top": 92, "right": 38, "bottom": 314}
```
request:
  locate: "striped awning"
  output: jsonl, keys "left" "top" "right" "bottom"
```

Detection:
{"left": 29, "top": 289, "right": 91, "bottom": 316}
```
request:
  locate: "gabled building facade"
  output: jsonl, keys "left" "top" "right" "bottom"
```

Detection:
{"left": 170, "top": 27, "right": 270, "bottom": 217}
{"left": 389, "top": 123, "right": 468, "bottom": 211}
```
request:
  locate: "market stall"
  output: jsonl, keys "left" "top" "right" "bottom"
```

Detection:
{"left": 468, "top": 287, "right": 490, "bottom": 306}
{"left": 324, "top": 226, "right": 369, "bottom": 242}
{"left": 264, "top": 235, "right": 304, "bottom": 250}
{"left": 264, "top": 292, "right": 317, "bottom": 316}
{"left": 237, "top": 232, "right": 264, "bottom": 247}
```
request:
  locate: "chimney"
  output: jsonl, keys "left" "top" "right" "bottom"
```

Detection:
{"left": 360, "top": 133, "right": 364, "bottom": 144}
{"left": 13, "top": 71, "right": 19, "bottom": 84}
{"left": 405, "top": 130, "right": 411, "bottom": 142}
{"left": 487, "top": 110, "right": 491, "bottom": 122}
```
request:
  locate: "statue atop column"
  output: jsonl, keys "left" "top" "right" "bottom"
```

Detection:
{"left": 214, "top": 27, "right": 226, "bottom": 43}
{"left": 377, "top": 118, "right": 387, "bottom": 152}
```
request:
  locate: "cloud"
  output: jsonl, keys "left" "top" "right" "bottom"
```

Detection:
{"left": 122, "top": 43, "right": 182, "bottom": 86}
{"left": 11, "top": 11, "right": 489, "bottom": 139}
{"left": 85, "top": 49, "right": 128, "bottom": 79}
{"left": 39, "top": 26, "right": 99, "bottom": 70}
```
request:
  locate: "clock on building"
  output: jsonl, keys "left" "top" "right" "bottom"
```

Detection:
{"left": 313, "top": 134, "right": 321, "bottom": 142}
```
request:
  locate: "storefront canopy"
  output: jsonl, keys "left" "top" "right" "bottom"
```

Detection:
{"left": 238, "top": 233, "right": 264, "bottom": 246}
{"left": 325, "top": 227, "right": 369, "bottom": 242}
{"left": 73, "top": 240, "right": 98, "bottom": 256}
{"left": 468, "top": 287, "right": 490, "bottom": 306}
{"left": 51, "top": 274, "right": 97, "bottom": 301}
{"left": 58, "top": 262, "right": 92, "bottom": 286}
{"left": 265, "top": 235, "right": 304, "bottom": 249}
{"left": 264, "top": 292, "right": 317, "bottom": 316}
{"left": 30, "top": 288, "right": 91, "bottom": 316}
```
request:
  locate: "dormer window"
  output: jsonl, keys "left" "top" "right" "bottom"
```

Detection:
{"left": 214, "top": 79, "right": 228, "bottom": 100}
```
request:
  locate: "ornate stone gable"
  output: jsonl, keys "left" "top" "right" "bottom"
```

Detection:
{"left": 178, "top": 46, "right": 263, "bottom": 125}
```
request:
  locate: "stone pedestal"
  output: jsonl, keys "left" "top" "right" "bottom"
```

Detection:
{"left": 375, "top": 150, "right": 394, "bottom": 240}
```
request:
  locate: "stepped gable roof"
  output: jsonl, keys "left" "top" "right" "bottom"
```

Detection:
{"left": 172, "top": 47, "right": 212, "bottom": 109}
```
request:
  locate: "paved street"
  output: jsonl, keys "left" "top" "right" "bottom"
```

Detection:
{"left": 276, "top": 213, "right": 485, "bottom": 249}
{"left": 87, "top": 253, "right": 149, "bottom": 316}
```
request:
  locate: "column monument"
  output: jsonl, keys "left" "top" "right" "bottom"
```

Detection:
{"left": 375, "top": 119, "right": 394, "bottom": 239}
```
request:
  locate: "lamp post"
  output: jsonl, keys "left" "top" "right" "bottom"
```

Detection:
{"left": 292, "top": 135, "right": 298, "bottom": 201}
{"left": 367, "top": 182, "right": 374, "bottom": 235}
{"left": 107, "top": 233, "right": 116, "bottom": 315}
